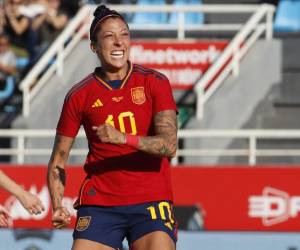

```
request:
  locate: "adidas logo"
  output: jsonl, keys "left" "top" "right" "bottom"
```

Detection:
{"left": 87, "top": 188, "right": 96, "bottom": 196}
{"left": 92, "top": 99, "right": 103, "bottom": 108}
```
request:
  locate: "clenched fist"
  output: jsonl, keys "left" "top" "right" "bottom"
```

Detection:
{"left": 92, "top": 124, "right": 125, "bottom": 144}
{"left": 52, "top": 206, "right": 71, "bottom": 229}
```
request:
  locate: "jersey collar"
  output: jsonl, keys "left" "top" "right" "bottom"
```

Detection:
{"left": 93, "top": 61, "right": 133, "bottom": 91}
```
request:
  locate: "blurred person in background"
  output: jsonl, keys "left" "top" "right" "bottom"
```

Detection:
{"left": 0, "top": 3, "right": 5, "bottom": 34}
{"left": 0, "top": 169, "right": 45, "bottom": 227}
{"left": 3, "top": 0, "right": 31, "bottom": 57}
{"left": 0, "top": 33, "right": 17, "bottom": 91}
{"left": 30, "top": 0, "right": 69, "bottom": 64}
{"left": 47, "top": 4, "right": 178, "bottom": 250}
{"left": 18, "top": 0, "right": 47, "bottom": 19}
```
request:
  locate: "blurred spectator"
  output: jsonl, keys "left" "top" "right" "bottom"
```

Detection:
{"left": 0, "top": 33, "right": 17, "bottom": 91}
{"left": 3, "top": 0, "right": 31, "bottom": 57}
{"left": 32, "top": 0, "right": 69, "bottom": 42}
{"left": 0, "top": 4, "right": 5, "bottom": 34}
{"left": 19, "top": 0, "right": 47, "bottom": 19}
{"left": 30, "top": 0, "right": 69, "bottom": 63}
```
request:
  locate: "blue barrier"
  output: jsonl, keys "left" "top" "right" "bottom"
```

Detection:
{"left": 131, "top": 0, "right": 168, "bottom": 24}
{"left": 168, "top": 0, "right": 204, "bottom": 25}
{"left": 274, "top": 0, "right": 300, "bottom": 32}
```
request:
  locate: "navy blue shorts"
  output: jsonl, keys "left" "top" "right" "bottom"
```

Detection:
{"left": 73, "top": 201, "right": 177, "bottom": 249}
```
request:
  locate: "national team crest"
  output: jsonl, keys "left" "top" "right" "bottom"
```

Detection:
{"left": 131, "top": 87, "right": 146, "bottom": 105}
{"left": 76, "top": 216, "right": 91, "bottom": 231}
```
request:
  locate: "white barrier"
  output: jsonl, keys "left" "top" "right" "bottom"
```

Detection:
{"left": 195, "top": 4, "right": 275, "bottom": 119}
{"left": 1, "top": 129, "right": 300, "bottom": 165}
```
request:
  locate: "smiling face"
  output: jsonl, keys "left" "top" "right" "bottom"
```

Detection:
{"left": 91, "top": 17, "right": 130, "bottom": 78}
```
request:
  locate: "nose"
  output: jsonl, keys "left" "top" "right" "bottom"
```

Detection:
{"left": 113, "top": 35, "right": 122, "bottom": 46}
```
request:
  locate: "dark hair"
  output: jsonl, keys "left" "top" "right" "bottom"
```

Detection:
{"left": 90, "top": 5, "right": 128, "bottom": 43}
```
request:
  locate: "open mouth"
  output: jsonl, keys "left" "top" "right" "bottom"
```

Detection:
{"left": 111, "top": 50, "right": 124, "bottom": 58}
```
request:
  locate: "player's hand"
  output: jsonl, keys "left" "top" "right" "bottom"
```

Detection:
{"left": 17, "top": 190, "right": 45, "bottom": 215}
{"left": 52, "top": 206, "right": 71, "bottom": 229}
{"left": 0, "top": 204, "right": 13, "bottom": 228}
{"left": 92, "top": 124, "right": 125, "bottom": 144}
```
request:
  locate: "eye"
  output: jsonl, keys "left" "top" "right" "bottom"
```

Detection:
{"left": 104, "top": 34, "right": 113, "bottom": 38}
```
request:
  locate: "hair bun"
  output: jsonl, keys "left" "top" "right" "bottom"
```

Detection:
{"left": 93, "top": 5, "right": 110, "bottom": 18}
{"left": 90, "top": 5, "right": 128, "bottom": 42}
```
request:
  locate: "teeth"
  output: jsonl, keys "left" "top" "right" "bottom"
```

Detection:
{"left": 111, "top": 51, "right": 124, "bottom": 56}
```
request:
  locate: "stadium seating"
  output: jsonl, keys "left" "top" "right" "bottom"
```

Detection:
{"left": 120, "top": 0, "right": 134, "bottom": 22}
{"left": 202, "top": 0, "right": 261, "bottom": 3}
{"left": 168, "top": 0, "right": 204, "bottom": 25}
{"left": 131, "top": 0, "right": 168, "bottom": 24}
{"left": 272, "top": 37, "right": 300, "bottom": 107}
{"left": 274, "top": 0, "right": 300, "bottom": 32}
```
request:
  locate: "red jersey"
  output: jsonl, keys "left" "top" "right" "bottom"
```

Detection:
{"left": 56, "top": 62, "right": 177, "bottom": 206}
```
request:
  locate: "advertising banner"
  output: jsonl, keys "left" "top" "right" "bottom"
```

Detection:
{"left": 172, "top": 166, "right": 300, "bottom": 231}
{"left": 1, "top": 165, "right": 300, "bottom": 231}
{"left": 0, "top": 166, "right": 84, "bottom": 229}
{"left": 130, "top": 41, "right": 228, "bottom": 89}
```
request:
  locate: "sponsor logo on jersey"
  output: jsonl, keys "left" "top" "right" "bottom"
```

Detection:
{"left": 248, "top": 186, "right": 300, "bottom": 226}
{"left": 112, "top": 96, "right": 123, "bottom": 102}
{"left": 131, "top": 87, "right": 146, "bottom": 105}
{"left": 76, "top": 216, "right": 91, "bottom": 231}
{"left": 92, "top": 99, "right": 103, "bottom": 108}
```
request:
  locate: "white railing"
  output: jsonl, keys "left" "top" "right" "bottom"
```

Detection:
{"left": 19, "top": 4, "right": 273, "bottom": 117}
{"left": 1, "top": 129, "right": 300, "bottom": 166}
{"left": 195, "top": 4, "right": 275, "bottom": 119}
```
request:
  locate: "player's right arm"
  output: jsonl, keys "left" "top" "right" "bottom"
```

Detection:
{"left": 47, "top": 134, "right": 74, "bottom": 229}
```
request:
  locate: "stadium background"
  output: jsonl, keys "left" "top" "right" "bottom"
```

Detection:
{"left": 1, "top": 0, "right": 300, "bottom": 249}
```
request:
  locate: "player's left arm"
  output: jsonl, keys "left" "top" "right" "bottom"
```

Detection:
{"left": 93, "top": 110, "right": 177, "bottom": 158}
{"left": 138, "top": 109, "right": 177, "bottom": 158}
{"left": 137, "top": 76, "right": 178, "bottom": 158}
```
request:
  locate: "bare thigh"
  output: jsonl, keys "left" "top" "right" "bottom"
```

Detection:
{"left": 130, "top": 231, "right": 176, "bottom": 250}
{"left": 72, "top": 239, "right": 118, "bottom": 250}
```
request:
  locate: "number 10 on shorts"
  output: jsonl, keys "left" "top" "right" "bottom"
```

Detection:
{"left": 147, "top": 201, "right": 175, "bottom": 224}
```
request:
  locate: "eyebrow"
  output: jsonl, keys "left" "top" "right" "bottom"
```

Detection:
{"left": 102, "top": 28, "right": 129, "bottom": 34}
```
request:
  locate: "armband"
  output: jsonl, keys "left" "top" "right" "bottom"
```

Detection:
{"left": 125, "top": 134, "right": 139, "bottom": 148}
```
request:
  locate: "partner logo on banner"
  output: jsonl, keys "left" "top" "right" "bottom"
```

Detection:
{"left": 129, "top": 41, "right": 228, "bottom": 89}
{"left": 130, "top": 45, "right": 221, "bottom": 65}
{"left": 248, "top": 187, "right": 300, "bottom": 226}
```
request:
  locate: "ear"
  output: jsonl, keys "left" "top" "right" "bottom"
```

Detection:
{"left": 90, "top": 43, "right": 97, "bottom": 53}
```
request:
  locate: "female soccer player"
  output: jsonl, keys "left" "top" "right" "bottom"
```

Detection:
{"left": 47, "top": 5, "right": 178, "bottom": 250}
